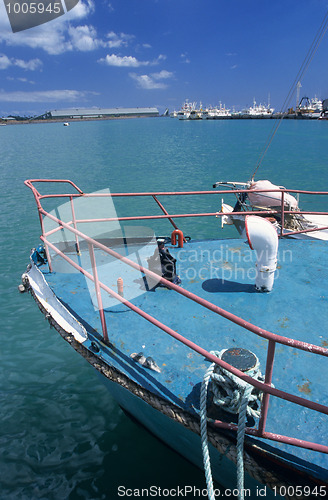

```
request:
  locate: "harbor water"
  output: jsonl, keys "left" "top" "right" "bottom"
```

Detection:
{"left": 1, "top": 117, "right": 328, "bottom": 499}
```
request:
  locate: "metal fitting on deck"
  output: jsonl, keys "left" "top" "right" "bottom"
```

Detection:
{"left": 244, "top": 215, "right": 279, "bottom": 292}
{"left": 171, "top": 229, "right": 184, "bottom": 248}
{"left": 117, "top": 277, "right": 124, "bottom": 297}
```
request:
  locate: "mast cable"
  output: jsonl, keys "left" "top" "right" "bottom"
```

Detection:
{"left": 250, "top": 11, "right": 328, "bottom": 181}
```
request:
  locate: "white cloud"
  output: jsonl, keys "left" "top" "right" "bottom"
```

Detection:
{"left": 151, "top": 70, "right": 173, "bottom": 80}
{"left": 64, "top": 0, "right": 96, "bottom": 20}
{"left": 0, "top": 54, "right": 42, "bottom": 71}
{"left": 0, "top": 55, "right": 11, "bottom": 69}
{"left": 106, "top": 31, "right": 134, "bottom": 48}
{"left": 0, "top": 89, "right": 98, "bottom": 102}
{"left": 3, "top": 26, "right": 69, "bottom": 55}
{"left": 99, "top": 54, "right": 149, "bottom": 67}
{"left": 13, "top": 58, "right": 43, "bottom": 70}
{"left": 0, "top": 0, "right": 152, "bottom": 72}
{"left": 129, "top": 74, "right": 165, "bottom": 89}
{"left": 106, "top": 2, "right": 114, "bottom": 12}
{"left": 99, "top": 53, "right": 166, "bottom": 68}
{"left": 0, "top": 0, "right": 97, "bottom": 55}
{"left": 68, "top": 25, "right": 102, "bottom": 51}
{"left": 98, "top": 54, "right": 144, "bottom": 68}
{"left": 180, "top": 53, "right": 190, "bottom": 64}
{"left": 129, "top": 70, "right": 174, "bottom": 90}
{"left": 156, "top": 54, "right": 167, "bottom": 63}
{"left": 7, "top": 77, "right": 35, "bottom": 84}
{"left": 0, "top": 0, "right": 156, "bottom": 83}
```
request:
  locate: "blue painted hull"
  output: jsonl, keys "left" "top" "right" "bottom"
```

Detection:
{"left": 95, "top": 372, "right": 285, "bottom": 499}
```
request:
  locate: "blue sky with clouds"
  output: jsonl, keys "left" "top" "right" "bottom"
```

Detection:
{"left": 0, "top": 0, "right": 328, "bottom": 116}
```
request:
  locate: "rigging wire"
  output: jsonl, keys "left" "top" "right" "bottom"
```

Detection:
{"left": 250, "top": 11, "right": 328, "bottom": 181}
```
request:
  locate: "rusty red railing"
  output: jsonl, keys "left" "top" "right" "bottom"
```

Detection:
{"left": 25, "top": 179, "right": 328, "bottom": 455}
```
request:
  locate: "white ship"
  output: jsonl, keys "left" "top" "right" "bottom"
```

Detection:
{"left": 177, "top": 100, "right": 199, "bottom": 120}
{"left": 207, "top": 102, "right": 231, "bottom": 119}
{"left": 243, "top": 98, "right": 274, "bottom": 117}
{"left": 297, "top": 96, "right": 323, "bottom": 117}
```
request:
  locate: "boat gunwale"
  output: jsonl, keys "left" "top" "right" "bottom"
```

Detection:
{"left": 25, "top": 179, "right": 328, "bottom": 241}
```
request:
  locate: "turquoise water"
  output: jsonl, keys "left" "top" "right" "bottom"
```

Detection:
{"left": 1, "top": 118, "right": 328, "bottom": 499}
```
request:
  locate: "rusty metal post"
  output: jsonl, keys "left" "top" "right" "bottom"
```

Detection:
{"left": 258, "top": 339, "right": 276, "bottom": 436}
{"left": 70, "top": 196, "right": 80, "bottom": 254}
{"left": 280, "top": 191, "right": 285, "bottom": 237}
{"left": 117, "top": 277, "right": 124, "bottom": 297}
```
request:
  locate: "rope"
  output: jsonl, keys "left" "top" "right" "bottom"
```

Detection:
{"left": 210, "top": 353, "right": 263, "bottom": 419}
{"left": 200, "top": 350, "right": 263, "bottom": 500}
{"left": 236, "top": 384, "right": 253, "bottom": 500}
{"left": 250, "top": 10, "right": 328, "bottom": 181}
{"left": 200, "top": 362, "right": 217, "bottom": 500}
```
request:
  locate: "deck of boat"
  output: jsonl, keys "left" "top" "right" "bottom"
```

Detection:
{"left": 36, "top": 236, "right": 328, "bottom": 477}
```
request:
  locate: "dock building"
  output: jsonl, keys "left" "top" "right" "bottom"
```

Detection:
{"left": 42, "top": 107, "right": 159, "bottom": 120}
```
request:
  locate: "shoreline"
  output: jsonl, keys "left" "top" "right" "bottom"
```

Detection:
{"left": 0, "top": 115, "right": 159, "bottom": 125}
{"left": 0, "top": 114, "right": 325, "bottom": 125}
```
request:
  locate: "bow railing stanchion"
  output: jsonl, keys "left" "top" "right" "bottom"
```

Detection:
{"left": 258, "top": 339, "right": 276, "bottom": 436}
{"left": 280, "top": 191, "right": 285, "bottom": 238}
{"left": 70, "top": 196, "right": 80, "bottom": 254}
{"left": 87, "top": 242, "right": 109, "bottom": 343}
{"left": 37, "top": 206, "right": 53, "bottom": 273}
{"left": 152, "top": 194, "right": 186, "bottom": 241}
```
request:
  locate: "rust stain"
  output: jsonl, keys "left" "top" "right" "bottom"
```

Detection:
{"left": 277, "top": 316, "right": 289, "bottom": 328}
{"left": 222, "top": 261, "right": 233, "bottom": 270}
{"left": 297, "top": 380, "right": 311, "bottom": 395}
{"left": 229, "top": 246, "right": 242, "bottom": 253}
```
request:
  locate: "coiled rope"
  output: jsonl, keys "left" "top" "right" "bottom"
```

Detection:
{"left": 200, "top": 350, "right": 263, "bottom": 500}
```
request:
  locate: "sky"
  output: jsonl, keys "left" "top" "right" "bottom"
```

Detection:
{"left": 0, "top": 0, "right": 328, "bottom": 117}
